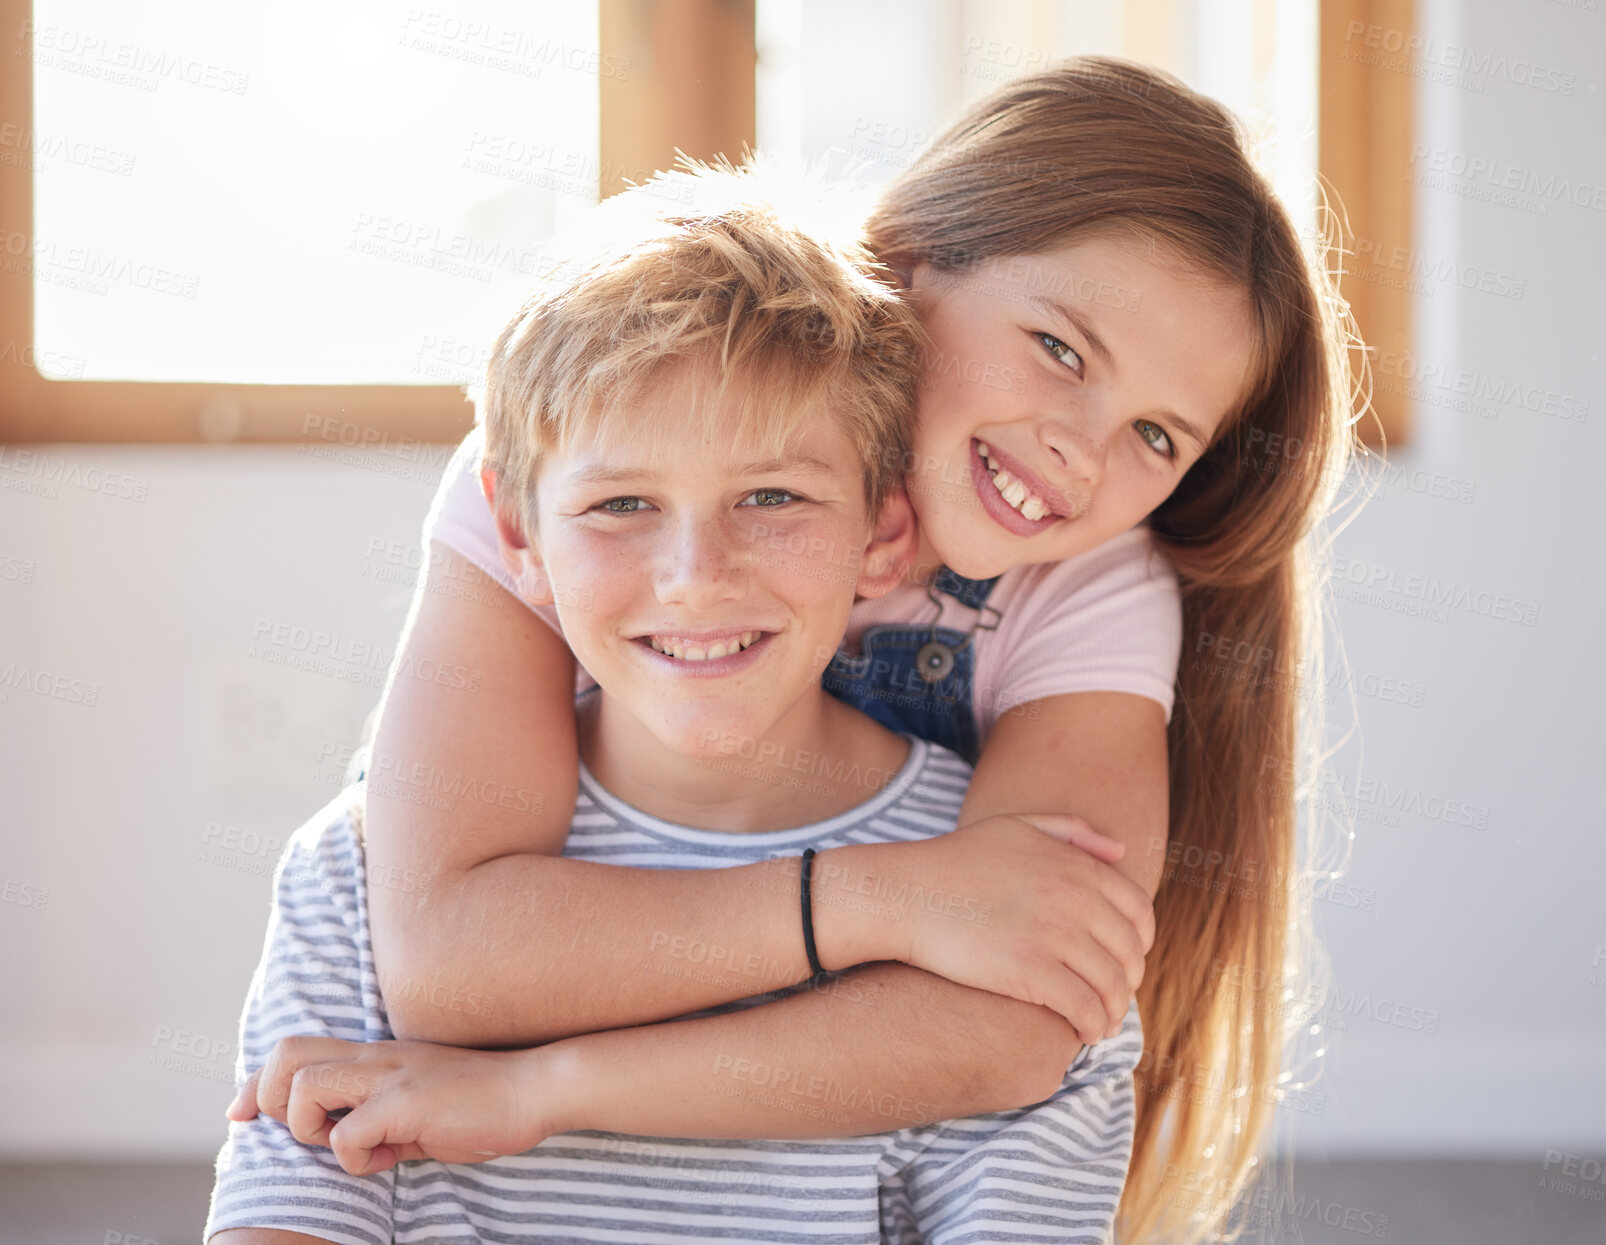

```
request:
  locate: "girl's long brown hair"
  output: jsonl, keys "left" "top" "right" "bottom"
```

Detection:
{"left": 865, "top": 57, "right": 1362, "bottom": 1243}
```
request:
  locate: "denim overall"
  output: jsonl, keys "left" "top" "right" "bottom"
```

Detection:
{"left": 821, "top": 568, "right": 1001, "bottom": 766}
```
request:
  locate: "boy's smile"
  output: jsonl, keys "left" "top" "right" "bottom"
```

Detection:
{"left": 902, "top": 233, "right": 1257, "bottom": 581}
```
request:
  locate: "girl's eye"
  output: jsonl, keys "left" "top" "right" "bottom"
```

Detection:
{"left": 595, "top": 496, "right": 650, "bottom": 513}
{"left": 741, "top": 488, "right": 800, "bottom": 507}
{"left": 1037, "top": 333, "right": 1085, "bottom": 375}
{"left": 1135, "top": 419, "right": 1175, "bottom": 459}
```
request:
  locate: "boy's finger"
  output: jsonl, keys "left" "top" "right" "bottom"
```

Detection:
{"left": 329, "top": 1104, "right": 405, "bottom": 1177}
{"left": 256, "top": 1036, "right": 369, "bottom": 1121}
{"left": 225, "top": 1071, "right": 260, "bottom": 1121}
{"left": 286, "top": 1062, "right": 376, "bottom": 1148}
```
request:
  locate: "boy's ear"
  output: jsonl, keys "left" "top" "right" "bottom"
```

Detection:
{"left": 480, "top": 466, "right": 555, "bottom": 607}
{"left": 855, "top": 482, "right": 919, "bottom": 600}
{"left": 881, "top": 252, "right": 915, "bottom": 292}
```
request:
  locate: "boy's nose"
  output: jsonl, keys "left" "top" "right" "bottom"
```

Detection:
{"left": 653, "top": 520, "right": 747, "bottom": 608}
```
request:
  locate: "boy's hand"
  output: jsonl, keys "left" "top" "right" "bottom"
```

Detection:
{"left": 226, "top": 1036, "right": 563, "bottom": 1175}
{"left": 819, "top": 815, "right": 1153, "bottom": 1047}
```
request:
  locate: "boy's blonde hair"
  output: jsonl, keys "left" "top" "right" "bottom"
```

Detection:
{"left": 481, "top": 163, "right": 924, "bottom": 536}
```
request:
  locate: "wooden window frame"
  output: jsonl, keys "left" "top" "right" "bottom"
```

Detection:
{"left": 1319, "top": 0, "right": 1417, "bottom": 449}
{"left": 0, "top": 0, "right": 754, "bottom": 445}
{"left": 4, "top": 2, "right": 1405, "bottom": 447}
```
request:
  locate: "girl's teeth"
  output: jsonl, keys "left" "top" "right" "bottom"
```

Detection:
{"left": 978, "top": 444, "right": 1051, "bottom": 521}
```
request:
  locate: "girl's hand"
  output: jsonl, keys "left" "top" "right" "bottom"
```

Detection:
{"left": 821, "top": 815, "right": 1153, "bottom": 1047}
{"left": 225, "top": 1036, "right": 564, "bottom": 1176}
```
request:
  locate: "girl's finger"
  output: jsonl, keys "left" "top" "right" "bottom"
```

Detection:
{"left": 1095, "top": 868, "right": 1158, "bottom": 953}
{"left": 1013, "top": 812, "right": 1126, "bottom": 862}
{"left": 1037, "top": 961, "right": 1109, "bottom": 1046}
{"left": 1052, "top": 934, "right": 1133, "bottom": 1040}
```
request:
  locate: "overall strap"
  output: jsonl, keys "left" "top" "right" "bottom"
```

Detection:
{"left": 930, "top": 567, "right": 1001, "bottom": 610}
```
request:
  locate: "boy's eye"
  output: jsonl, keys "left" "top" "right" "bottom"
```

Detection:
{"left": 595, "top": 496, "right": 650, "bottom": 513}
{"left": 1135, "top": 419, "right": 1175, "bottom": 459}
{"left": 740, "top": 488, "right": 800, "bottom": 507}
{"left": 1037, "top": 332, "right": 1085, "bottom": 375}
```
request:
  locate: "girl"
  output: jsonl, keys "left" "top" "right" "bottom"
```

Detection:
{"left": 344, "top": 57, "right": 1354, "bottom": 1244}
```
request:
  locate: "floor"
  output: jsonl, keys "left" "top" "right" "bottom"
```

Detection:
{"left": 0, "top": 1158, "right": 1602, "bottom": 1243}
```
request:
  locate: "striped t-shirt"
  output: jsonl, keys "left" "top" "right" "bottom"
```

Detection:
{"left": 205, "top": 736, "right": 1143, "bottom": 1244}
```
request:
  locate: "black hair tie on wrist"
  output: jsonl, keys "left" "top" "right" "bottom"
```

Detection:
{"left": 800, "top": 847, "right": 826, "bottom": 982}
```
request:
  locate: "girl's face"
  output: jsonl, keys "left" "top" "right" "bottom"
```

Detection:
{"left": 902, "top": 232, "right": 1257, "bottom": 580}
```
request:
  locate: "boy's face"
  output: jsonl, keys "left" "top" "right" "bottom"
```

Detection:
{"left": 508, "top": 364, "right": 894, "bottom": 759}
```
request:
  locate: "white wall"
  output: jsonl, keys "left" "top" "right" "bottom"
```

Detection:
{"left": 0, "top": 445, "right": 445, "bottom": 1156}
{"left": 1, "top": 0, "right": 1602, "bottom": 1162}
{"left": 1277, "top": 0, "right": 1606, "bottom": 1156}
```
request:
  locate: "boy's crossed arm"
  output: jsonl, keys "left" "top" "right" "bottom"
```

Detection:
{"left": 232, "top": 957, "right": 1091, "bottom": 1174}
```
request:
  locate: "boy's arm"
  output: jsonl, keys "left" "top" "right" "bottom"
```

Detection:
{"left": 548, "top": 960, "right": 1085, "bottom": 1137}
{"left": 889, "top": 996, "right": 1142, "bottom": 1245}
{"left": 366, "top": 547, "right": 1148, "bottom": 1051}
{"left": 241, "top": 960, "right": 1087, "bottom": 1166}
{"left": 206, "top": 802, "right": 396, "bottom": 1245}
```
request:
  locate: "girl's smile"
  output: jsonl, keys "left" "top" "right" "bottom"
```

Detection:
{"left": 968, "top": 437, "right": 1082, "bottom": 535}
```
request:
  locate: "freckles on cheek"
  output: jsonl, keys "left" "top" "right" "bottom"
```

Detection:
{"left": 548, "top": 535, "right": 631, "bottom": 595}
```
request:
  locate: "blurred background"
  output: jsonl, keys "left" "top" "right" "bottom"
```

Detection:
{"left": 0, "top": 0, "right": 1601, "bottom": 1241}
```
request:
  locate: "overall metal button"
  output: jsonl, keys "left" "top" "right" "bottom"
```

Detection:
{"left": 915, "top": 640, "right": 955, "bottom": 683}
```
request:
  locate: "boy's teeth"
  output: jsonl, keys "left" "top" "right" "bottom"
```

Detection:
{"left": 978, "top": 445, "right": 1051, "bottom": 520}
{"left": 649, "top": 631, "right": 760, "bottom": 661}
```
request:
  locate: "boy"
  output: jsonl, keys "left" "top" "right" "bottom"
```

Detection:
{"left": 206, "top": 169, "right": 1144, "bottom": 1244}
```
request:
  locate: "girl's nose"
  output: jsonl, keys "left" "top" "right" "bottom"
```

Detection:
{"left": 1038, "top": 415, "right": 1106, "bottom": 491}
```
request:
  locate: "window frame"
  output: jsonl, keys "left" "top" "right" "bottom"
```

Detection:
{"left": 0, "top": 0, "right": 755, "bottom": 445}
{"left": 1319, "top": 0, "right": 1417, "bottom": 449}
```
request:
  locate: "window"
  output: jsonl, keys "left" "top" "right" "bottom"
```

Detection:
{"left": 1, "top": 0, "right": 1406, "bottom": 446}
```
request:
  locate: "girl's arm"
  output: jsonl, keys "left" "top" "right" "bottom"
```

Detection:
{"left": 363, "top": 546, "right": 1149, "bottom": 1050}
{"left": 239, "top": 697, "right": 1165, "bottom": 1159}
{"left": 960, "top": 690, "right": 1171, "bottom": 901}
{"left": 234, "top": 959, "right": 1092, "bottom": 1173}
